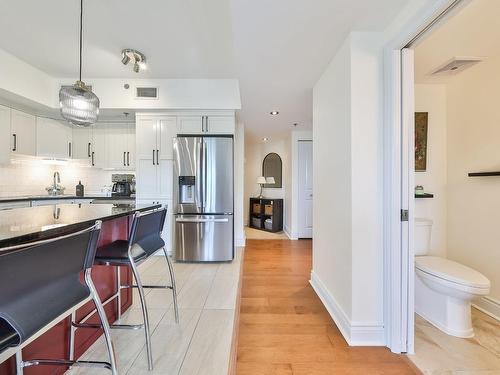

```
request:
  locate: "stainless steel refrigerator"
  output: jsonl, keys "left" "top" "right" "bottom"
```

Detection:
{"left": 173, "top": 136, "right": 234, "bottom": 262}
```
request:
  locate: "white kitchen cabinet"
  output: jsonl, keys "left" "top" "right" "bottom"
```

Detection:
{"left": 36, "top": 117, "right": 72, "bottom": 159}
{"left": 11, "top": 109, "right": 36, "bottom": 156}
{"left": 72, "top": 126, "right": 92, "bottom": 161}
{"left": 0, "top": 105, "right": 11, "bottom": 164}
{"left": 106, "top": 122, "right": 135, "bottom": 170}
{"left": 177, "top": 114, "right": 234, "bottom": 135}
{"left": 136, "top": 115, "right": 176, "bottom": 199}
{"left": 91, "top": 124, "right": 107, "bottom": 168}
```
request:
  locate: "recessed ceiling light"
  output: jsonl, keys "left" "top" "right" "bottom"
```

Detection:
{"left": 262, "top": 137, "right": 269, "bottom": 142}
{"left": 270, "top": 111, "right": 279, "bottom": 115}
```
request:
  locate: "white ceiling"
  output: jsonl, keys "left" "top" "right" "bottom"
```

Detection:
{"left": 0, "top": 0, "right": 410, "bottom": 139}
{"left": 415, "top": 0, "right": 500, "bottom": 84}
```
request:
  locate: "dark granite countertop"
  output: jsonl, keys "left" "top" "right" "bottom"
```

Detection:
{"left": 0, "top": 203, "right": 160, "bottom": 249}
{"left": 0, "top": 195, "right": 135, "bottom": 203}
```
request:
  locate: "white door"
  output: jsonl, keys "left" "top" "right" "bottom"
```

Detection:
{"left": 298, "top": 141, "right": 313, "bottom": 238}
{"left": 11, "top": 109, "right": 36, "bottom": 156}
{"left": 0, "top": 105, "right": 11, "bottom": 164}
{"left": 401, "top": 47, "right": 415, "bottom": 354}
{"left": 106, "top": 123, "right": 129, "bottom": 169}
{"left": 91, "top": 124, "right": 107, "bottom": 168}
{"left": 136, "top": 117, "right": 159, "bottom": 198}
{"left": 177, "top": 115, "right": 203, "bottom": 134}
{"left": 36, "top": 117, "right": 72, "bottom": 159}
{"left": 126, "top": 123, "right": 135, "bottom": 169}
{"left": 158, "top": 117, "right": 177, "bottom": 198}
{"left": 72, "top": 126, "right": 92, "bottom": 161}
{"left": 206, "top": 116, "right": 235, "bottom": 134}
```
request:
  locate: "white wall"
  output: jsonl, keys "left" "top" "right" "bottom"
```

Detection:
{"left": 234, "top": 122, "right": 246, "bottom": 246}
{"left": 0, "top": 158, "right": 117, "bottom": 197}
{"left": 243, "top": 137, "right": 289, "bottom": 227}
{"left": 414, "top": 84, "right": 447, "bottom": 257}
{"left": 312, "top": 32, "right": 385, "bottom": 345}
{"left": 312, "top": 35, "right": 353, "bottom": 326}
{"left": 446, "top": 57, "right": 500, "bottom": 315}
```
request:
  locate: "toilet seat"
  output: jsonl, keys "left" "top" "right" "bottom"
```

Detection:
{"left": 415, "top": 256, "right": 490, "bottom": 293}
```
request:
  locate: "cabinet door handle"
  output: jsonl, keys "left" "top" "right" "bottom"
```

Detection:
{"left": 123, "top": 151, "right": 126, "bottom": 166}
{"left": 12, "top": 134, "right": 16, "bottom": 152}
{"left": 91, "top": 151, "right": 95, "bottom": 166}
{"left": 153, "top": 150, "right": 155, "bottom": 165}
{"left": 87, "top": 142, "right": 91, "bottom": 157}
{"left": 205, "top": 116, "right": 209, "bottom": 133}
{"left": 156, "top": 150, "right": 159, "bottom": 165}
{"left": 68, "top": 142, "right": 72, "bottom": 158}
{"left": 127, "top": 152, "right": 130, "bottom": 166}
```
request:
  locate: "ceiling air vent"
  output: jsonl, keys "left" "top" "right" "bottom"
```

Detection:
{"left": 430, "top": 57, "right": 483, "bottom": 76}
{"left": 135, "top": 86, "right": 159, "bottom": 99}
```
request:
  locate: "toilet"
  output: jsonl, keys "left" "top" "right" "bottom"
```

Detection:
{"left": 414, "top": 218, "right": 490, "bottom": 338}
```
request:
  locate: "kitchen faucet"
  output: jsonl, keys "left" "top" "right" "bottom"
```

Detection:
{"left": 45, "top": 171, "right": 65, "bottom": 196}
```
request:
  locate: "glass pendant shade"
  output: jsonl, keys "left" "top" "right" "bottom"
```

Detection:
{"left": 59, "top": 81, "right": 99, "bottom": 127}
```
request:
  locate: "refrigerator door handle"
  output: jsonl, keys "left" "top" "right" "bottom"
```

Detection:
{"left": 203, "top": 140, "right": 208, "bottom": 210}
{"left": 176, "top": 218, "right": 229, "bottom": 223}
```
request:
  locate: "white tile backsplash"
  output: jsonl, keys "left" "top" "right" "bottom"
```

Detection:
{"left": 0, "top": 158, "right": 133, "bottom": 197}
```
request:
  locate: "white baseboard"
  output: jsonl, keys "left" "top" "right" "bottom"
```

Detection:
{"left": 310, "top": 271, "right": 385, "bottom": 346}
{"left": 235, "top": 236, "right": 246, "bottom": 247}
{"left": 473, "top": 296, "right": 500, "bottom": 322}
{"left": 283, "top": 225, "right": 298, "bottom": 240}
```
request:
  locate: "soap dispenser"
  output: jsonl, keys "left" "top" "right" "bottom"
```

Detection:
{"left": 76, "top": 181, "right": 84, "bottom": 197}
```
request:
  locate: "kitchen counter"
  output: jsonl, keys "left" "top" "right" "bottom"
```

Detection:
{"left": 0, "top": 202, "right": 159, "bottom": 375}
{"left": 0, "top": 202, "right": 159, "bottom": 248}
{"left": 0, "top": 194, "right": 135, "bottom": 203}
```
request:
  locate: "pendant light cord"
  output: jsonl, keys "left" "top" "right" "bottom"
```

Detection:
{"left": 79, "top": 0, "right": 83, "bottom": 82}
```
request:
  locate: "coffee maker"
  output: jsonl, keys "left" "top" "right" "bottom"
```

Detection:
{"left": 111, "top": 174, "right": 135, "bottom": 197}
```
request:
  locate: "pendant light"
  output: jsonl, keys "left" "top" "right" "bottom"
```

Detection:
{"left": 59, "top": 0, "right": 99, "bottom": 127}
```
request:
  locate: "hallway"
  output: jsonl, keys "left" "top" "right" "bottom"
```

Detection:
{"left": 236, "top": 239, "right": 419, "bottom": 375}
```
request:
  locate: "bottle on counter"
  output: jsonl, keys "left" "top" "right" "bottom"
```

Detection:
{"left": 76, "top": 181, "right": 84, "bottom": 197}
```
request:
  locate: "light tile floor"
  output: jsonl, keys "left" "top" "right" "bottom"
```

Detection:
{"left": 66, "top": 248, "right": 243, "bottom": 375}
{"left": 409, "top": 308, "right": 500, "bottom": 374}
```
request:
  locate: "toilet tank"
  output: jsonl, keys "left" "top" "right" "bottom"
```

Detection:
{"left": 414, "top": 218, "right": 433, "bottom": 256}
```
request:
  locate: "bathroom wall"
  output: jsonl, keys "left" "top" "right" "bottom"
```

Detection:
{"left": 0, "top": 157, "right": 119, "bottom": 197}
{"left": 414, "top": 84, "right": 447, "bottom": 257}
{"left": 243, "top": 137, "right": 289, "bottom": 227}
{"left": 446, "top": 56, "right": 500, "bottom": 315}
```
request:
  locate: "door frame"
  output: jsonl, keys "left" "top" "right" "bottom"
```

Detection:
{"left": 383, "top": 0, "right": 469, "bottom": 354}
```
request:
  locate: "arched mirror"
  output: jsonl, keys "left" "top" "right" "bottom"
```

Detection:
{"left": 262, "top": 153, "right": 282, "bottom": 188}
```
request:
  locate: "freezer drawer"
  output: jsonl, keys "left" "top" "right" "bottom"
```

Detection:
{"left": 174, "top": 214, "right": 233, "bottom": 262}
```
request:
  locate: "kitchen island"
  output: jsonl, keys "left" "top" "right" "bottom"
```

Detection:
{"left": 0, "top": 202, "right": 160, "bottom": 375}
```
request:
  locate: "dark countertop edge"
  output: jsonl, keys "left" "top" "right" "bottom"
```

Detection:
{"left": 0, "top": 203, "right": 160, "bottom": 249}
{"left": 0, "top": 195, "right": 136, "bottom": 203}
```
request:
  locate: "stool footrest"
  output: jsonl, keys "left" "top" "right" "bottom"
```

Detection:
{"left": 22, "top": 359, "right": 112, "bottom": 370}
{"left": 73, "top": 322, "right": 143, "bottom": 330}
{"left": 121, "top": 284, "right": 173, "bottom": 290}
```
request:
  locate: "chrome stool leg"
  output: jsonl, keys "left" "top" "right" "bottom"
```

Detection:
{"left": 116, "top": 266, "right": 122, "bottom": 320}
{"left": 85, "top": 269, "right": 118, "bottom": 375}
{"left": 162, "top": 247, "right": 179, "bottom": 324}
{"left": 69, "top": 311, "right": 76, "bottom": 361}
{"left": 15, "top": 351, "right": 24, "bottom": 375}
{"left": 128, "top": 254, "right": 153, "bottom": 370}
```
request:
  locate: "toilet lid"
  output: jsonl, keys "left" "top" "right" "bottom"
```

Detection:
{"left": 415, "top": 256, "right": 490, "bottom": 289}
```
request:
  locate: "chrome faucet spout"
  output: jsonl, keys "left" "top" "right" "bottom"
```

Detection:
{"left": 53, "top": 171, "right": 60, "bottom": 187}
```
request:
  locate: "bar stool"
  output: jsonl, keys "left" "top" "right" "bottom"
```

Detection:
{"left": 72, "top": 207, "right": 179, "bottom": 371}
{"left": 0, "top": 221, "right": 118, "bottom": 374}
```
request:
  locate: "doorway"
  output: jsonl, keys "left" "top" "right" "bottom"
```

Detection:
{"left": 297, "top": 140, "right": 313, "bottom": 238}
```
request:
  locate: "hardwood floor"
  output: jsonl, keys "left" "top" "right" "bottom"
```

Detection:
{"left": 236, "top": 239, "right": 419, "bottom": 375}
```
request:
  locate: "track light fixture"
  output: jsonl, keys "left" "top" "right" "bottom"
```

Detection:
{"left": 121, "top": 49, "right": 147, "bottom": 72}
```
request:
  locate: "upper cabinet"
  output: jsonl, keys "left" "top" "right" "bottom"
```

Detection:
{"left": 72, "top": 126, "right": 92, "bottom": 160}
{"left": 177, "top": 113, "right": 235, "bottom": 135}
{"left": 106, "top": 122, "right": 135, "bottom": 170}
{"left": 36, "top": 117, "right": 72, "bottom": 159}
{"left": 11, "top": 109, "right": 36, "bottom": 156}
{"left": 0, "top": 105, "right": 11, "bottom": 164}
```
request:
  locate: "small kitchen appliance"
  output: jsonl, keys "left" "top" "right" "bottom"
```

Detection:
{"left": 111, "top": 174, "right": 135, "bottom": 197}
